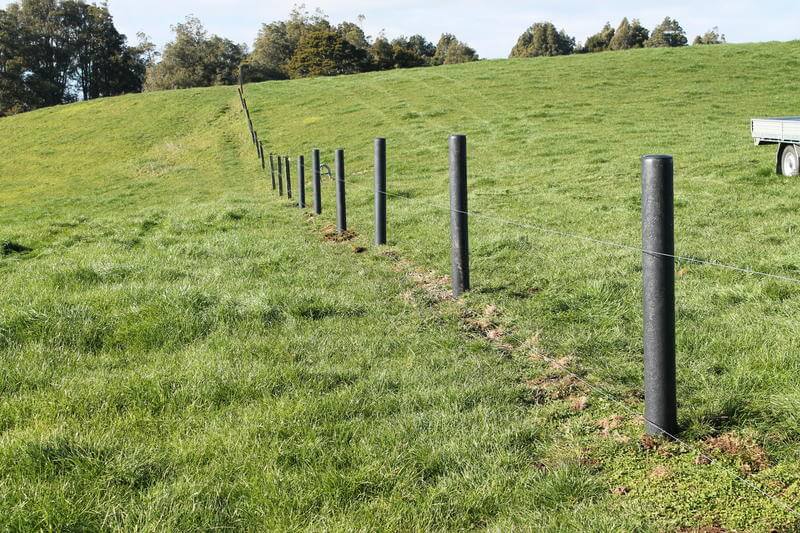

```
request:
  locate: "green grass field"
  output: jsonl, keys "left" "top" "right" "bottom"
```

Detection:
{"left": 2, "top": 41, "right": 800, "bottom": 531}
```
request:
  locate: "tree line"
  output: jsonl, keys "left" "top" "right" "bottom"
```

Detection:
{"left": 510, "top": 17, "right": 725, "bottom": 58}
{"left": 146, "top": 7, "right": 479, "bottom": 91}
{"left": 1, "top": 1, "right": 730, "bottom": 116}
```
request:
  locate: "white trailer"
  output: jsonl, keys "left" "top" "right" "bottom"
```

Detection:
{"left": 751, "top": 117, "right": 800, "bottom": 176}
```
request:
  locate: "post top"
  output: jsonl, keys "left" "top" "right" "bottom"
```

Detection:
{"left": 641, "top": 154, "right": 673, "bottom": 161}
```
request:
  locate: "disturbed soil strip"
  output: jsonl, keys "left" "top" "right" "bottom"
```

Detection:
{"left": 307, "top": 216, "right": 778, "bottom": 505}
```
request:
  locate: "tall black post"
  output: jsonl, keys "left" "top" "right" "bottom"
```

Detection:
{"left": 285, "top": 156, "right": 292, "bottom": 199}
{"left": 335, "top": 149, "right": 346, "bottom": 233}
{"left": 297, "top": 156, "right": 306, "bottom": 208}
{"left": 449, "top": 135, "right": 470, "bottom": 298}
{"left": 278, "top": 156, "right": 284, "bottom": 196}
{"left": 259, "top": 141, "right": 265, "bottom": 170}
{"left": 642, "top": 155, "right": 678, "bottom": 437}
{"left": 374, "top": 138, "right": 387, "bottom": 245}
{"left": 269, "top": 154, "right": 276, "bottom": 190}
{"left": 312, "top": 149, "right": 322, "bottom": 215}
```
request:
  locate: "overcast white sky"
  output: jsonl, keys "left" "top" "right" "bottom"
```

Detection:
{"left": 13, "top": 1, "right": 800, "bottom": 58}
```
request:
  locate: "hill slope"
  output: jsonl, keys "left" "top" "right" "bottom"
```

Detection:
{"left": 2, "top": 42, "right": 800, "bottom": 530}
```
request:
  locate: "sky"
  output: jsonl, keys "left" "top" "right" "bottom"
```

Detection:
{"left": 11, "top": 1, "right": 800, "bottom": 58}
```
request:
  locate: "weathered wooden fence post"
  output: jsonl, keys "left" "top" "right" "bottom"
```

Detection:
{"left": 297, "top": 156, "right": 306, "bottom": 208}
{"left": 312, "top": 149, "right": 322, "bottom": 215}
{"left": 449, "top": 135, "right": 470, "bottom": 297}
{"left": 642, "top": 154, "right": 678, "bottom": 437}
{"left": 335, "top": 149, "right": 347, "bottom": 233}
{"left": 374, "top": 138, "right": 387, "bottom": 245}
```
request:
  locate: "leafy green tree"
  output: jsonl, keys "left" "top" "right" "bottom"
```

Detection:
{"left": 249, "top": 21, "right": 292, "bottom": 80}
{"left": 582, "top": 22, "right": 615, "bottom": 53}
{"left": 389, "top": 35, "right": 432, "bottom": 68}
{"left": 434, "top": 33, "right": 479, "bottom": 64}
{"left": 144, "top": 16, "right": 246, "bottom": 91}
{"left": 369, "top": 36, "right": 394, "bottom": 70}
{"left": 337, "top": 21, "right": 369, "bottom": 51}
{"left": 287, "top": 28, "right": 369, "bottom": 78}
{"left": 249, "top": 6, "right": 332, "bottom": 81}
{"left": 608, "top": 18, "right": 649, "bottom": 50}
{"left": 693, "top": 27, "right": 726, "bottom": 45}
{"left": 646, "top": 17, "right": 688, "bottom": 48}
{"left": 405, "top": 34, "right": 436, "bottom": 62}
{"left": 509, "top": 22, "right": 575, "bottom": 58}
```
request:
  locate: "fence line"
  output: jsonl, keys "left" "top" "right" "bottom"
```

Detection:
{"left": 236, "top": 86, "right": 800, "bottom": 518}
{"left": 322, "top": 167, "right": 800, "bottom": 287}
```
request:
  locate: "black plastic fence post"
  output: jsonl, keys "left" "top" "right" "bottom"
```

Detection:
{"left": 449, "top": 134, "right": 470, "bottom": 298}
{"left": 278, "top": 156, "right": 284, "bottom": 196}
{"left": 297, "top": 155, "right": 306, "bottom": 208}
{"left": 285, "top": 156, "right": 292, "bottom": 199}
{"left": 335, "top": 149, "right": 346, "bottom": 233}
{"left": 312, "top": 149, "right": 322, "bottom": 215}
{"left": 374, "top": 138, "right": 387, "bottom": 245}
{"left": 269, "top": 154, "right": 276, "bottom": 190}
{"left": 642, "top": 154, "right": 678, "bottom": 437}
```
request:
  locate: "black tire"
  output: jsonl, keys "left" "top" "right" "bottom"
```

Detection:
{"left": 781, "top": 144, "right": 800, "bottom": 177}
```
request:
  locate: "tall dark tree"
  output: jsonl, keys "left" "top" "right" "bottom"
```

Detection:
{"left": 67, "top": 2, "right": 146, "bottom": 100}
{"left": 0, "top": 8, "right": 29, "bottom": 115}
{"left": 1, "top": 0, "right": 148, "bottom": 116}
{"left": 509, "top": 22, "right": 575, "bottom": 58}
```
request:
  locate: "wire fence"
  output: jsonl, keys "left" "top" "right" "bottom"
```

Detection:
{"left": 236, "top": 84, "right": 800, "bottom": 519}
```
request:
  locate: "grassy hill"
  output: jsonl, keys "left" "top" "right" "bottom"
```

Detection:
{"left": 2, "top": 41, "right": 800, "bottom": 530}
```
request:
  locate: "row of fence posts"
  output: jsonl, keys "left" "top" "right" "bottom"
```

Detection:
{"left": 237, "top": 86, "right": 677, "bottom": 437}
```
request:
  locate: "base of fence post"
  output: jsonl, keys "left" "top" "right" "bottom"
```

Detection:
{"left": 335, "top": 149, "right": 346, "bottom": 233}
{"left": 312, "top": 149, "right": 322, "bottom": 215}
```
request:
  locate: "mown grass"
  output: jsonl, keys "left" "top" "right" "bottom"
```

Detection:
{"left": 1, "top": 41, "right": 800, "bottom": 530}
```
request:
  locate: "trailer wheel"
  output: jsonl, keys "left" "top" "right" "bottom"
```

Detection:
{"left": 781, "top": 144, "right": 800, "bottom": 177}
